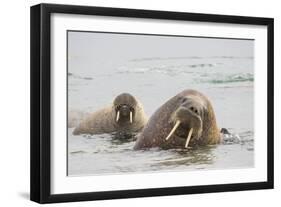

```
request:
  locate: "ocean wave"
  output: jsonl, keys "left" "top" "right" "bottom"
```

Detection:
{"left": 203, "top": 73, "right": 254, "bottom": 84}
{"left": 117, "top": 63, "right": 222, "bottom": 75}
{"left": 70, "top": 150, "right": 87, "bottom": 155}
{"left": 189, "top": 63, "right": 222, "bottom": 68}
{"left": 68, "top": 72, "right": 93, "bottom": 80}
{"left": 222, "top": 129, "right": 253, "bottom": 145}
{"left": 130, "top": 56, "right": 253, "bottom": 62}
{"left": 130, "top": 56, "right": 203, "bottom": 62}
{"left": 210, "top": 56, "right": 253, "bottom": 59}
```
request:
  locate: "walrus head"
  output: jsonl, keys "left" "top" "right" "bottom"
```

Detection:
{"left": 166, "top": 94, "right": 206, "bottom": 148}
{"left": 113, "top": 93, "right": 138, "bottom": 124}
{"left": 133, "top": 89, "right": 220, "bottom": 150}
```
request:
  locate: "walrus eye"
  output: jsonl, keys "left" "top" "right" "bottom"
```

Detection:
{"left": 181, "top": 97, "right": 187, "bottom": 103}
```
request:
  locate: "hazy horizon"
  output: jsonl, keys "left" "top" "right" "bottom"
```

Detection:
{"left": 68, "top": 31, "right": 254, "bottom": 76}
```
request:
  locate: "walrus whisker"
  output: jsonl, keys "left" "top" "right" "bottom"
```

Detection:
{"left": 185, "top": 128, "right": 193, "bottom": 148}
{"left": 116, "top": 110, "right": 120, "bottom": 122}
{"left": 165, "top": 120, "right": 181, "bottom": 140}
{"left": 130, "top": 111, "right": 133, "bottom": 123}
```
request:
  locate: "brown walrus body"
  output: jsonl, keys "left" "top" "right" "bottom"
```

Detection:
{"left": 73, "top": 93, "right": 148, "bottom": 135}
{"left": 68, "top": 110, "right": 88, "bottom": 128}
{"left": 134, "top": 89, "right": 221, "bottom": 150}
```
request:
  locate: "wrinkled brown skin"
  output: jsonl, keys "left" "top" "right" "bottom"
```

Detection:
{"left": 134, "top": 89, "right": 221, "bottom": 150}
{"left": 73, "top": 95, "right": 148, "bottom": 135}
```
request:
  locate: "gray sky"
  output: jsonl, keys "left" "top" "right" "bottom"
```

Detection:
{"left": 68, "top": 31, "right": 254, "bottom": 71}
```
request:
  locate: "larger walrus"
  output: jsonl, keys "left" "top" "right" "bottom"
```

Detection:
{"left": 73, "top": 93, "right": 148, "bottom": 135}
{"left": 134, "top": 89, "right": 221, "bottom": 150}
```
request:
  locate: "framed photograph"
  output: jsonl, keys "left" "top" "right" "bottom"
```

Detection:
{"left": 30, "top": 3, "right": 274, "bottom": 203}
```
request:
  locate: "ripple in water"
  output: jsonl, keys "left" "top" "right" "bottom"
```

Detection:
{"left": 68, "top": 128, "right": 254, "bottom": 176}
{"left": 203, "top": 73, "right": 254, "bottom": 84}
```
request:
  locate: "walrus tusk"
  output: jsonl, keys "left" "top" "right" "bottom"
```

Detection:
{"left": 165, "top": 120, "right": 181, "bottom": 140}
{"left": 116, "top": 111, "right": 120, "bottom": 122}
{"left": 185, "top": 128, "right": 193, "bottom": 148}
{"left": 130, "top": 111, "right": 133, "bottom": 123}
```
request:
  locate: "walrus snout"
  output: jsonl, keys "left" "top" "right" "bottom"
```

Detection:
{"left": 174, "top": 106, "right": 201, "bottom": 123}
{"left": 115, "top": 104, "right": 134, "bottom": 123}
{"left": 165, "top": 106, "right": 203, "bottom": 148}
{"left": 119, "top": 105, "right": 130, "bottom": 115}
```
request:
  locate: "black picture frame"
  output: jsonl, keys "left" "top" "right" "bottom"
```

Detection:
{"left": 30, "top": 3, "right": 274, "bottom": 204}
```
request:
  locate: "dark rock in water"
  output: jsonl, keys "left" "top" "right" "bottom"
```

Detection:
{"left": 221, "top": 128, "right": 231, "bottom": 135}
{"left": 220, "top": 128, "right": 243, "bottom": 144}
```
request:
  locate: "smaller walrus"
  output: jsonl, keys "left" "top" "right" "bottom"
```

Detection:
{"left": 134, "top": 89, "right": 221, "bottom": 150}
{"left": 68, "top": 109, "right": 88, "bottom": 128}
{"left": 73, "top": 93, "right": 148, "bottom": 135}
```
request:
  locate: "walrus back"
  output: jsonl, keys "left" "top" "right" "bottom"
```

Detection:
{"left": 73, "top": 106, "right": 115, "bottom": 135}
{"left": 134, "top": 96, "right": 179, "bottom": 149}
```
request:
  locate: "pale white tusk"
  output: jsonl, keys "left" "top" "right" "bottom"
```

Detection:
{"left": 130, "top": 111, "right": 133, "bottom": 123}
{"left": 185, "top": 128, "right": 193, "bottom": 148}
{"left": 165, "top": 120, "right": 181, "bottom": 140}
{"left": 116, "top": 111, "right": 120, "bottom": 122}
